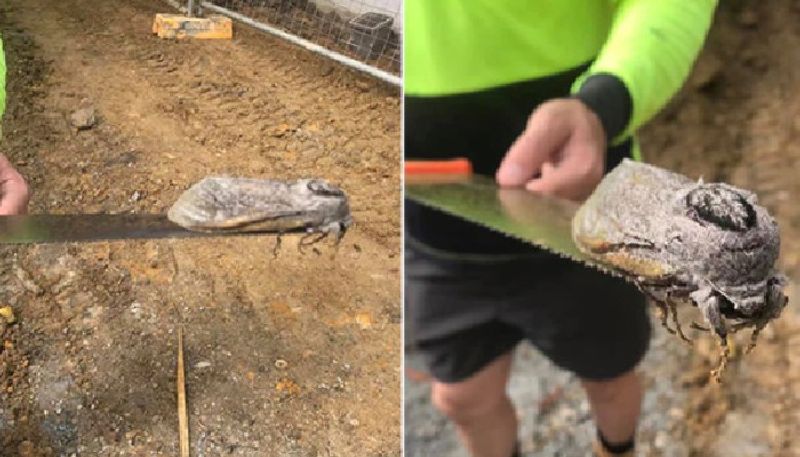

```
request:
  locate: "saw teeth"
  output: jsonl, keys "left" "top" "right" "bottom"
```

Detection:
{"left": 410, "top": 200, "right": 630, "bottom": 284}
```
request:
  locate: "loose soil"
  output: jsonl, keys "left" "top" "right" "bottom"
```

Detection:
{"left": 0, "top": 0, "right": 400, "bottom": 455}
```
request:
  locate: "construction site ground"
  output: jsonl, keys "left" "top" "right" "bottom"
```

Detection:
{"left": 0, "top": 0, "right": 400, "bottom": 455}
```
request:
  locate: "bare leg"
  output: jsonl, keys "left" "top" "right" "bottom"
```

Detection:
{"left": 431, "top": 354, "right": 516, "bottom": 457}
{"left": 581, "top": 370, "right": 643, "bottom": 449}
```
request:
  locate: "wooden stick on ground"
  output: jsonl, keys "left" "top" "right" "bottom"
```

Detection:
{"left": 177, "top": 326, "right": 190, "bottom": 457}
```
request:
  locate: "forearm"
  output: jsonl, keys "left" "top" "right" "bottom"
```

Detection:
{"left": 572, "top": 0, "right": 718, "bottom": 143}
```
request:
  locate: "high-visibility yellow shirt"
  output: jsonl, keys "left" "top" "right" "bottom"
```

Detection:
{"left": 404, "top": 0, "right": 718, "bottom": 141}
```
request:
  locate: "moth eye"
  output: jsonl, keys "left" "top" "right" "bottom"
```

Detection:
{"left": 686, "top": 184, "right": 756, "bottom": 232}
{"left": 307, "top": 180, "right": 344, "bottom": 197}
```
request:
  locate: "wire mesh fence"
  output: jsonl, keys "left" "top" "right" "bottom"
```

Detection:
{"left": 200, "top": 0, "right": 401, "bottom": 79}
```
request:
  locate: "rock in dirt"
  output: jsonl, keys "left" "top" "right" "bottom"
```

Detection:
{"left": 738, "top": 8, "right": 759, "bottom": 28}
{"left": 70, "top": 106, "right": 96, "bottom": 131}
{"left": 17, "top": 440, "right": 36, "bottom": 457}
{"left": 0, "top": 306, "right": 15, "bottom": 324}
{"left": 690, "top": 54, "right": 724, "bottom": 90}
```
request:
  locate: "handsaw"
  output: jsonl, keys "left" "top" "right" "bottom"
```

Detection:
{"left": 0, "top": 214, "right": 303, "bottom": 244}
{"left": 404, "top": 158, "right": 618, "bottom": 276}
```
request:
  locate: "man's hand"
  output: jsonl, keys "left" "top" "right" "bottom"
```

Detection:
{"left": 0, "top": 153, "right": 30, "bottom": 215}
{"left": 496, "top": 98, "right": 607, "bottom": 202}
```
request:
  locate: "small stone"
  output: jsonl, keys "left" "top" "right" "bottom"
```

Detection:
{"left": 355, "top": 80, "right": 371, "bottom": 92}
{"left": 194, "top": 361, "right": 211, "bottom": 369}
{"left": 70, "top": 106, "right": 96, "bottom": 130}
{"left": 274, "top": 359, "right": 288, "bottom": 369}
{"left": 738, "top": 8, "right": 758, "bottom": 27}
{"left": 689, "top": 54, "right": 723, "bottom": 90}
{"left": 654, "top": 431, "right": 668, "bottom": 448}
{"left": 320, "top": 65, "right": 334, "bottom": 77}
{"left": 17, "top": 441, "right": 35, "bottom": 457}
{"left": 0, "top": 306, "right": 15, "bottom": 324}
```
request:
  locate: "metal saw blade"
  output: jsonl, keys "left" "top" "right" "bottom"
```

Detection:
{"left": 0, "top": 214, "right": 295, "bottom": 244}
{"left": 404, "top": 173, "right": 621, "bottom": 278}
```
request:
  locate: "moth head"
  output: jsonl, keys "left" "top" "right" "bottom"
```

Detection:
{"left": 685, "top": 184, "right": 756, "bottom": 232}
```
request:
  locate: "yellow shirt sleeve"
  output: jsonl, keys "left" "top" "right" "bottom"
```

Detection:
{"left": 572, "top": 0, "right": 718, "bottom": 142}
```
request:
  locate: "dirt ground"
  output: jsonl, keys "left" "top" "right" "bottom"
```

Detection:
{"left": 0, "top": 0, "right": 400, "bottom": 455}
{"left": 405, "top": 1, "right": 800, "bottom": 456}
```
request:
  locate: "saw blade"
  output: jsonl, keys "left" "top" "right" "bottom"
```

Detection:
{"left": 0, "top": 214, "right": 297, "bottom": 244}
{"left": 404, "top": 173, "right": 624, "bottom": 279}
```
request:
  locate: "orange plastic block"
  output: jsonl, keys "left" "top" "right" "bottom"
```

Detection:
{"left": 152, "top": 14, "right": 233, "bottom": 40}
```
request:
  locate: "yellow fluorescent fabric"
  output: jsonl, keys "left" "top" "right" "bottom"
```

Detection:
{"left": 404, "top": 1, "right": 613, "bottom": 96}
{"left": 571, "top": 0, "right": 718, "bottom": 141}
{"left": 406, "top": 0, "right": 717, "bottom": 140}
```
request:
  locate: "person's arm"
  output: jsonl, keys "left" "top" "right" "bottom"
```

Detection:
{"left": 0, "top": 38, "right": 30, "bottom": 215}
{"left": 497, "top": 0, "right": 717, "bottom": 200}
{"left": 0, "top": 153, "right": 29, "bottom": 215}
{"left": 573, "top": 0, "right": 718, "bottom": 144}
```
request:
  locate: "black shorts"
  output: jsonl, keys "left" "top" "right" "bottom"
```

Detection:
{"left": 405, "top": 243, "right": 652, "bottom": 383}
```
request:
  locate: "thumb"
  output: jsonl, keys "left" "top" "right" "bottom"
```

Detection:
{"left": 496, "top": 109, "right": 570, "bottom": 187}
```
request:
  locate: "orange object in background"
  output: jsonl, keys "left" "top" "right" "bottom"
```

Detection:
{"left": 152, "top": 14, "right": 233, "bottom": 40}
{"left": 404, "top": 158, "right": 473, "bottom": 176}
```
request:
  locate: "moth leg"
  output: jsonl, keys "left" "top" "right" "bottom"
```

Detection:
{"left": 668, "top": 301, "right": 691, "bottom": 344}
{"left": 712, "top": 338, "right": 730, "bottom": 384}
{"left": 638, "top": 285, "right": 679, "bottom": 338}
{"left": 690, "top": 289, "right": 731, "bottom": 381}
{"left": 298, "top": 232, "right": 329, "bottom": 254}
{"left": 746, "top": 321, "right": 767, "bottom": 354}
{"left": 693, "top": 291, "right": 728, "bottom": 342}
{"left": 743, "top": 279, "right": 789, "bottom": 354}
{"left": 654, "top": 300, "right": 675, "bottom": 336}
{"left": 690, "top": 322, "right": 710, "bottom": 332}
{"left": 331, "top": 222, "right": 347, "bottom": 247}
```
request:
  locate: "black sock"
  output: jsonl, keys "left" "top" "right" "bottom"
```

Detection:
{"left": 597, "top": 430, "right": 635, "bottom": 454}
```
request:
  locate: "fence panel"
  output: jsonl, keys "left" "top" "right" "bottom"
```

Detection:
{"left": 198, "top": 0, "right": 401, "bottom": 85}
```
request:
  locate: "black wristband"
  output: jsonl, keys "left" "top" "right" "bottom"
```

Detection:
{"left": 573, "top": 73, "right": 633, "bottom": 143}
